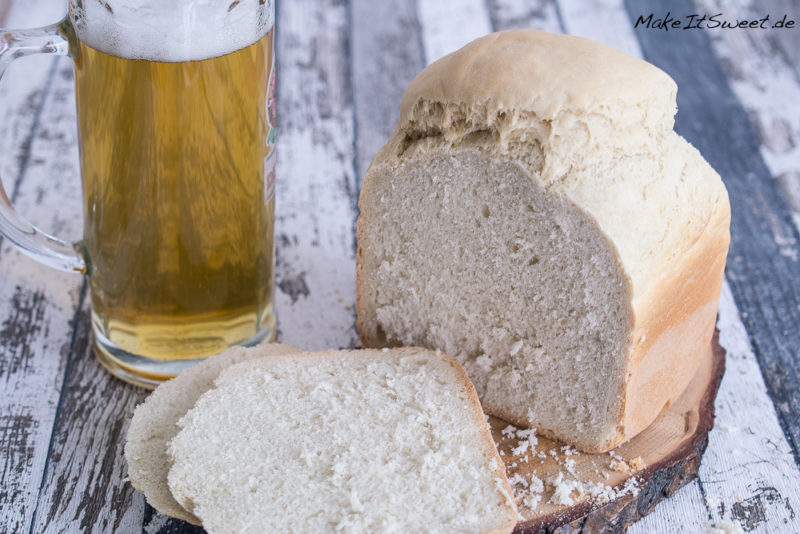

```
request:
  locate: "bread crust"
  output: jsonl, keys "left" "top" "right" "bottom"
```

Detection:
{"left": 355, "top": 29, "right": 731, "bottom": 453}
{"left": 618, "top": 191, "right": 730, "bottom": 451}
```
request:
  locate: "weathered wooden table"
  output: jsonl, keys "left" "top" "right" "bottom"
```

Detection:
{"left": 2, "top": 0, "right": 799, "bottom": 532}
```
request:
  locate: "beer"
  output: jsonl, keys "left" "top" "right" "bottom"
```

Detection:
{"left": 0, "top": 0, "right": 278, "bottom": 386}
{"left": 69, "top": 14, "right": 276, "bottom": 381}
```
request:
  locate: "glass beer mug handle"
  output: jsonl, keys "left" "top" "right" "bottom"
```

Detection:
{"left": 0, "top": 23, "right": 85, "bottom": 273}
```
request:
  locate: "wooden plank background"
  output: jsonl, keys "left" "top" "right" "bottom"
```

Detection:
{"left": 1, "top": 0, "right": 799, "bottom": 532}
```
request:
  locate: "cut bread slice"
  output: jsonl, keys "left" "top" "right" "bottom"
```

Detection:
{"left": 125, "top": 343, "right": 300, "bottom": 523}
{"left": 356, "top": 30, "right": 730, "bottom": 452}
{"left": 167, "top": 347, "right": 517, "bottom": 534}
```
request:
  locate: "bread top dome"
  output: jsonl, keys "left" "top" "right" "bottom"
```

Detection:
{"left": 400, "top": 29, "right": 677, "bottom": 137}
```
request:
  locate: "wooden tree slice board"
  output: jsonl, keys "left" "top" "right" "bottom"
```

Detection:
{"left": 490, "top": 330, "right": 726, "bottom": 533}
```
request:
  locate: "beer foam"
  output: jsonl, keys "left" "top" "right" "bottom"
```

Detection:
{"left": 70, "top": 0, "right": 273, "bottom": 62}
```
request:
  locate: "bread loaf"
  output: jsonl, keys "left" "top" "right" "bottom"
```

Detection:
{"left": 356, "top": 30, "right": 730, "bottom": 452}
{"left": 125, "top": 343, "right": 300, "bottom": 523}
{"left": 167, "top": 348, "right": 517, "bottom": 533}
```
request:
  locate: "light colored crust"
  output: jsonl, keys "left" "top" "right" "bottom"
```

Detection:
{"left": 355, "top": 29, "right": 731, "bottom": 452}
{"left": 168, "top": 347, "right": 518, "bottom": 533}
{"left": 124, "top": 343, "right": 301, "bottom": 523}
{"left": 617, "top": 191, "right": 730, "bottom": 450}
{"left": 398, "top": 29, "right": 676, "bottom": 133}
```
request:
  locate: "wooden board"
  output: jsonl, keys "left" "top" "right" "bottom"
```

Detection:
{"left": 493, "top": 331, "right": 725, "bottom": 533}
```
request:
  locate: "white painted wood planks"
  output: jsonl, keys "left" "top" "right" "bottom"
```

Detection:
{"left": 694, "top": 0, "right": 800, "bottom": 230}
{"left": 417, "top": 0, "right": 492, "bottom": 64}
{"left": 0, "top": 2, "right": 83, "bottom": 532}
{"left": 273, "top": 0, "right": 360, "bottom": 352}
{"left": 31, "top": 298, "right": 147, "bottom": 533}
{"left": 350, "top": 0, "right": 424, "bottom": 186}
{"left": 487, "top": 0, "right": 563, "bottom": 33}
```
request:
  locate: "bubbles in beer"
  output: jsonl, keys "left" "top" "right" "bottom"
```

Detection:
{"left": 69, "top": 0, "right": 273, "bottom": 61}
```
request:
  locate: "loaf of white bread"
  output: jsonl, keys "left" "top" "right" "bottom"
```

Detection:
{"left": 126, "top": 345, "right": 518, "bottom": 533}
{"left": 356, "top": 30, "right": 730, "bottom": 452}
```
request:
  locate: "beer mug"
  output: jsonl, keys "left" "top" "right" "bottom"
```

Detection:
{"left": 0, "top": 0, "right": 277, "bottom": 387}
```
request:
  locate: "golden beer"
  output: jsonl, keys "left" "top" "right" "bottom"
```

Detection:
{"left": 72, "top": 29, "right": 276, "bottom": 382}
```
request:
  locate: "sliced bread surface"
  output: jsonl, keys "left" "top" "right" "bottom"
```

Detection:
{"left": 356, "top": 29, "right": 730, "bottom": 452}
{"left": 125, "top": 343, "right": 300, "bottom": 523}
{"left": 167, "top": 347, "right": 517, "bottom": 534}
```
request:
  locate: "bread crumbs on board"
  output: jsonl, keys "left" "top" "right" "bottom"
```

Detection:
{"left": 495, "top": 421, "right": 645, "bottom": 517}
{"left": 548, "top": 471, "right": 641, "bottom": 507}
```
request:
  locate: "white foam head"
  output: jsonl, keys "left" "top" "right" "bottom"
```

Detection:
{"left": 69, "top": 0, "right": 273, "bottom": 62}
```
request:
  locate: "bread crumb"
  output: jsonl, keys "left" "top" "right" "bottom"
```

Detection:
{"left": 629, "top": 456, "right": 645, "bottom": 470}
{"left": 561, "top": 445, "right": 578, "bottom": 456}
{"left": 546, "top": 472, "right": 641, "bottom": 508}
{"left": 509, "top": 472, "right": 544, "bottom": 515}
{"left": 610, "top": 459, "right": 630, "bottom": 473}
{"left": 498, "top": 424, "right": 538, "bottom": 459}
{"left": 619, "top": 477, "right": 641, "bottom": 498}
{"left": 510, "top": 428, "right": 538, "bottom": 456}
{"left": 547, "top": 472, "right": 579, "bottom": 506}
{"left": 501, "top": 425, "right": 517, "bottom": 438}
{"left": 563, "top": 457, "right": 577, "bottom": 476}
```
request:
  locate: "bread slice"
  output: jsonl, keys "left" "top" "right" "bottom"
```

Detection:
{"left": 125, "top": 343, "right": 300, "bottom": 523}
{"left": 356, "top": 30, "right": 730, "bottom": 452}
{"left": 167, "top": 348, "right": 517, "bottom": 534}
